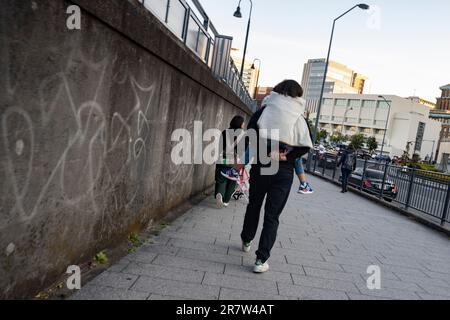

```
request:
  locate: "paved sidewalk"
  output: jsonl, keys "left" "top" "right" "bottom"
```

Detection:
{"left": 72, "top": 175, "right": 450, "bottom": 300}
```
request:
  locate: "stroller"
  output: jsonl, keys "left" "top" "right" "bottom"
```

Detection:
{"left": 232, "top": 166, "right": 251, "bottom": 202}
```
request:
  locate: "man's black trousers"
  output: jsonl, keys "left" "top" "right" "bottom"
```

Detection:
{"left": 241, "top": 164, "right": 294, "bottom": 263}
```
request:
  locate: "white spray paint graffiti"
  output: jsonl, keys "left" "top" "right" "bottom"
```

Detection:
{"left": 1, "top": 49, "right": 156, "bottom": 234}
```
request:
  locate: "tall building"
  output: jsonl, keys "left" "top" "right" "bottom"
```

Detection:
{"left": 230, "top": 48, "right": 260, "bottom": 98}
{"left": 301, "top": 59, "right": 368, "bottom": 98}
{"left": 431, "top": 84, "right": 450, "bottom": 170}
{"left": 301, "top": 59, "right": 368, "bottom": 113}
{"left": 311, "top": 94, "right": 442, "bottom": 160}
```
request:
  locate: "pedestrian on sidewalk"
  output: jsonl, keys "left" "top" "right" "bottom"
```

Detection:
{"left": 215, "top": 116, "right": 246, "bottom": 209}
{"left": 240, "top": 80, "right": 313, "bottom": 273}
{"left": 337, "top": 145, "right": 357, "bottom": 193}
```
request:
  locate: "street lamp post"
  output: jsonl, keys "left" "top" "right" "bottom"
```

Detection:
{"left": 378, "top": 96, "right": 392, "bottom": 160}
{"left": 341, "top": 107, "right": 354, "bottom": 135}
{"left": 251, "top": 58, "right": 261, "bottom": 99}
{"left": 233, "top": 0, "right": 253, "bottom": 80}
{"left": 422, "top": 139, "right": 436, "bottom": 163}
{"left": 308, "top": 3, "right": 369, "bottom": 170}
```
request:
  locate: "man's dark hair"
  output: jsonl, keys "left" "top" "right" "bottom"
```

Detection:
{"left": 273, "top": 80, "right": 304, "bottom": 98}
{"left": 229, "top": 116, "right": 245, "bottom": 130}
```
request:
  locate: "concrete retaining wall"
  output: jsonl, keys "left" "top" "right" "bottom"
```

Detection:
{"left": 0, "top": 0, "right": 251, "bottom": 298}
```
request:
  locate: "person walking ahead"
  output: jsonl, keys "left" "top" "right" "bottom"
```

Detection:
{"left": 215, "top": 116, "right": 246, "bottom": 208}
{"left": 337, "top": 145, "right": 357, "bottom": 193}
{"left": 240, "top": 80, "right": 313, "bottom": 273}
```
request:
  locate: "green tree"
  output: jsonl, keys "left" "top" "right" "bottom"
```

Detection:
{"left": 319, "top": 130, "right": 328, "bottom": 142}
{"left": 350, "top": 134, "right": 365, "bottom": 150}
{"left": 366, "top": 137, "right": 378, "bottom": 155}
{"left": 330, "top": 132, "right": 347, "bottom": 144}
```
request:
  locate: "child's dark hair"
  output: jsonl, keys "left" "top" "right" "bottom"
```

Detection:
{"left": 230, "top": 116, "right": 245, "bottom": 130}
{"left": 273, "top": 80, "right": 304, "bottom": 98}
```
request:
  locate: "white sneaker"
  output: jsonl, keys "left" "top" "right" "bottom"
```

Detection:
{"left": 253, "top": 260, "right": 269, "bottom": 273}
{"left": 216, "top": 194, "right": 224, "bottom": 209}
{"left": 242, "top": 241, "right": 252, "bottom": 253}
{"left": 223, "top": 203, "right": 229, "bottom": 207}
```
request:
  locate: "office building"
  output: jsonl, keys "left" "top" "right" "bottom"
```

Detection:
{"left": 311, "top": 94, "right": 442, "bottom": 160}
{"left": 301, "top": 59, "right": 368, "bottom": 113}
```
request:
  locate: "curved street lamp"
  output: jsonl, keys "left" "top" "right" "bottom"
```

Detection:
{"left": 233, "top": 0, "right": 253, "bottom": 80}
{"left": 309, "top": 3, "right": 370, "bottom": 169}
{"left": 251, "top": 58, "right": 261, "bottom": 99}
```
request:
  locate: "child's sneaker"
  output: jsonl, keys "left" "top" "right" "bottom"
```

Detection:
{"left": 216, "top": 194, "right": 224, "bottom": 209}
{"left": 253, "top": 260, "right": 269, "bottom": 273}
{"left": 221, "top": 168, "right": 240, "bottom": 181}
{"left": 298, "top": 182, "right": 314, "bottom": 195}
{"left": 242, "top": 241, "right": 252, "bottom": 253}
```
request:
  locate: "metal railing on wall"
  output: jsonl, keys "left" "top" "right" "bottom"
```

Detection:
{"left": 139, "top": 0, "right": 257, "bottom": 112}
{"left": 307, "top": 151, "right": 450, "bottom": 227}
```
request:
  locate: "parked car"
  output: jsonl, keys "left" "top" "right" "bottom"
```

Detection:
{"left": 375, "top": 155, "right": 392, "bottom": 163}
{"left": 357, "top": 150, "right": 372, "bottom": 160}
{"left": 318, "top": 152, "right": 338, "bottom": 169}
{"left": 347, "top": 168, "right": 398, "bottom": 202}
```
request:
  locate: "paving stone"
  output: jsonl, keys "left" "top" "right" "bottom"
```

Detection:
{"left": 291, "top": 274, "right": 359, "bottom": 293}
{"left": 418, "top": 283, "right": 450, "bottom": 297}
{"left": 124, "top": 251, "right": 158, "bottom": 264}
{"left": 176, "top": 248, "right": 242, "bottom": 265}
{"left": 139, "top": 244, "right": 180, "bottom": 256}
{"left": 122, "top": 261, "right": 204, "bottom": 283}
{"left": 131, "top": 276, "right": 220, "bottom": 300}
{"left": 71, "top": 285, "right": 148, "bottom": 300}
{"left": 203, "top": 273, "right": 278, "bottom": 294}
{"left": 219, "top": 288, "right": 295, "bottom": 300}
{"left": 148, "top": 294, "right": 193, "bottom": 300}
{"left": 285, "top": 256, "right": 344, "bottom": 272}
{"left": 167, "top": 238, "right": 229, "bottom": 255}
{"left": 416, "top": 292, "right": 450, "bottom": 300}
{"left": 224, "top": 264, "right": 293, "bottom": 284}
{"left": 88, "top": 272, "right": 139, "bottom": 289}
{"left": 277, "top": 283, "right": 349, "bottom": 300}
{"left": 303, "top": 266, "right": 365, "bottom": 282}
{"left": 356, "top": 287, "right": 422, "bottom": 300}
{"left": 152, "top": 255, "right": 225, "bottom": 273}
{"left": 347, "top": 293, "right": 390, "bottom": 300}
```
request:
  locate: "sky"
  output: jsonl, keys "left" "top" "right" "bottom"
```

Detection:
{"left": 198, "top": 0, "right": 450, "bottom": 102}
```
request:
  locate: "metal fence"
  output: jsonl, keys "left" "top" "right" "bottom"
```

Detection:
{"left": 139, "top": 0, "right": 257, "bottom": 112}
{"left": 307, "top": 151, "right": 450, "bottom": 226}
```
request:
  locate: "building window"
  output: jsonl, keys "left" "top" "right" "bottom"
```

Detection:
{"left": 362, "top": 100, "right": 376, "bottom": 108}
{"left": 374, "top": 120, "right": 387, "bottom": 127}
{"left": 349, "top": 100, "right": 361, "bottom": 108}
{"left": 323, "top": 98, "right": 333, "bottom": 106}
{"left": 335, "top": 99, "right": 347, "bottom": 107}
{"left": 377, "top": 100, "right": 391, "bottom": 109}
{"left": 359, "top": 119, "right": 373, "bottom": 125}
